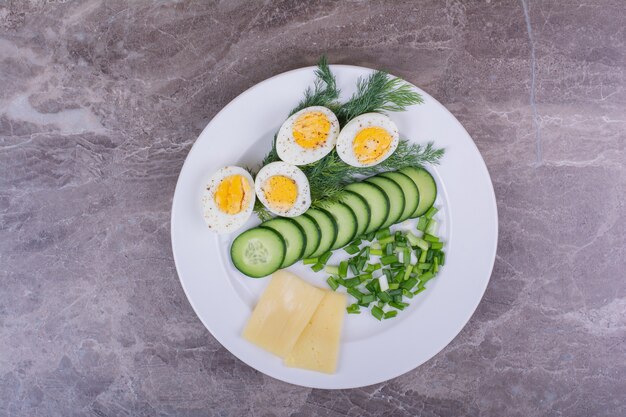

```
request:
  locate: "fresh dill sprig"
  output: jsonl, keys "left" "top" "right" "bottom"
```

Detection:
{"left": 337, "top": 71, "right": 423, "bottom": 124}
{"left": 303, "top": 140, "right": 444, "bottom": 208}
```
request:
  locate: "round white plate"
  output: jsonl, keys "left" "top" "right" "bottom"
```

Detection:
{"left": 171, "top": 65, "right": 498, "bottom": 389}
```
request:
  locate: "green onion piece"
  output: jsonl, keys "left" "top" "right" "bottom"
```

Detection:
{"left": 401, "top": 277, "right": 418, "bottom": 291}
{"left": 344, "top": 245, "right": 360, "bottom": 255}
{"left": 370, "top": 248, "right": 383, "bottom": 256}
{"left": 302, "top": 257, "right": 318, "bottom": 265}
{"left": 403, "top": 264, "right": 414, "bottom": 281}
{"left": 335, "top": 276, "right": 345, "bottom": 286}
{"left": 388, "top": 289, "right": 402, "bottom": 296}
{"left": 377, "top": 291, "right": 392, "bottom": 303}
{"left": 440, "top": 252, "right": 446, "bottom": 266}
{"left": 402, "top": 289, "right": 414, "bottom": 298}
{"left": 392, "top": 271, "right": 404, "bottom": 283}
{"left": 375, "top": 228, "right": 391, "bottom": 240}
{"left": 324, "top": 265, "right": 339, "bottom": 275}
{"left": 365, "top": 232, "right": 376, "bottom": 241}
{"left": 356, "top": 258, "right": 366, "bottom": 272}
{"left": 378, "top": 236, "right": 395, "bottom": 245}
{"left": 389, "top": 301, "right": 407, "bottom": 310}
{"left": 365, "top": 263, "right": 382, "bottom": 272}
{"left": 425, "top": 219, "right": 439, "bottom": 235}
{"left": 383, "top": 269, "right": 392, "bottom": 281}
{"left": 343, "top": 277, "right": 360, "bottom": 288}
{"left": 388, "top": 283, "right": 399, "bottom": 290}
{"left": 384, "top": 310, "right": 398, "bottom": 319}
{"left": 417, "top": 263, "right": 432, "bottom": 270}
{"left": 350, "top": 238, "right": 362, "bottom": 247}
{"left": 371, "top": 305, "right": 384, "bottom": 321}
{"left": 420, "top": 271, "right": 435, "bottom": 284}
{"left": 347, "top": 304, "right": 361, "bottom": 314}
{"left": 433, "top": 256, "right": 440, "bottom": 273}
{"left": 430, "top": 242, "right": 444, "bottom": 250}
{"left": 419, "top": 249, "right": 428, "bottom": 263}
{"left": 424, "top": 206, "right": 438, "bottom": 219}
{"left": 318, "top": 251, "right": 333, "bottom": 265}
{"left": 339, "top": 261, "right": 348, "bottom": 278}
{"left": 414, "top": 237, "right": 430, "bottom": 251}
{"left": 361, "top": 294, "right": 375, "bottom": 304}
{"left": 358, "top": 273, "right": 373, "bottom": 283}
{"left": 370, "top": 242, "right": 381, "bottom": 250}
{"left": 348, "top": 262, "right": 359, "bottom": 275}
{"left": 393, "top": 295, "right": 403, "bottom": 303}
{"left": 381, "top": 255, "right": 399, "bottom": 265}
{"left": 395, "top": 241, "right": 407, "bottom": 248}
{"left": 385, "top": 243, "right": 394, "bottom": 256}
{"left": 403, "top": 247, "right": 411, "bottom": 266}
{"left": 348, "top": 287, "right": 364, "bottom": 301}
{"left": 413, "top": 287, "right": 426, "bottom": 295}
{"left": 417, "top": 217, "right": 428, "bottom": 231}
{"left": 377, "top": 301, "right": 386, "bottom": 308}
{"left": 326, "top": 277, "right": 339, "bottom": 291}
{"left": 406, "top": 232, "right": 419, "bottom": 246}
{"left": 424, "top": 234, "right": 439, "bottom": 243}
{"left": 394, "top": 231, "right": 404, "bottom": 241}
{"left": 311, "top": 263, "right": 324, "bottom": 272}
{"left": 365, "top": 281, "right": 377, "bottom": 293}
{"left": 426, "top": 249, "right": 435, "bottom": 262}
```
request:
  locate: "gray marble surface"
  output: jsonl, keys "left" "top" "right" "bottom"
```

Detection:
{"left": 1, "top": 1, "right": 625, "bottom": 416}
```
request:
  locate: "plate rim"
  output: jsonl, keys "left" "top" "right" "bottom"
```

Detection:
{"left": 171, "top": 64, "right": 499, "bottom": 389}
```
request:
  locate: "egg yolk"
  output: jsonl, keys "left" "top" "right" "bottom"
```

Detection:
{"left": 214, "top": 174, "right": 250, "bottom": 215}
{"left": 263, "top": 175, "right": 298, "bottom": 211}
{"left": 292, "top": 111, "right": 331, "bottom": 149}
{"left": 352, "top": 127, "right": 393, "bottom": 164}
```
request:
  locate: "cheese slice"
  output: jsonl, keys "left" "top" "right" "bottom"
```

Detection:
{"left": 242, "top": 270, "right": 325, "bottom": 358}
{"left": 284, "top": 290, "right": 347, "bottom": 374}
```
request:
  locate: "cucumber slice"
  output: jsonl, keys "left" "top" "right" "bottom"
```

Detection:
{"left": 320, "top": 202, "right": 357, "bottom": 250}
{"left": 261, "top": 218, "right": 306, "bottom": 268}
{"left": 306, "top": 208, "right": 338, "bottom": 258}
{"left": 344, "top": 182, "right": 389, "bottom": 233}
{"left": 341, "top": 191, "right": 370, "bottom": 236}
{"left": 400, "top": 167, "right": 437, "bottom": 217}
{"left": 291, "top": 213, "right": 321, "bottom": 259}
{"left": 379, "top": 171, "right": 419, "bottom": 222}
{"left": 365, "top": 176, "right": 405, "bottom": 228}
{"left": 231, "top": 227, "right": 285, "bottom": 278}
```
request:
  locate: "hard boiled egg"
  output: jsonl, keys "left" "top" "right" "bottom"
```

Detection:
{"left": 255, "top": 161, "right": 311, "bottom": 217}
{"left": 336, "top": 113, "right": 399, "bottom": 167}
{"left": 202, "top": 166, "right": 255, "bottom": 234}
{"left": 276, "top": 106, "right": 340, "bottom": 165}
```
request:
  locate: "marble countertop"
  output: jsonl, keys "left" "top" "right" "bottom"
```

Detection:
{"left": 1, "top": 1, "right": 624, "bottom": 416}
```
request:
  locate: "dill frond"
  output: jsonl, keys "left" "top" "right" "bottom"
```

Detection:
{"left": 337, "top": 71, "right": 423, "bottom": 124}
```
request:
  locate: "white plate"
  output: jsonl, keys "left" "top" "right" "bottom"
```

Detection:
{"left": 171, "top": 65, "right": 498, "bottom": 389}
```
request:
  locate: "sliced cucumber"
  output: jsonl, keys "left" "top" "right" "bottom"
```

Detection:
{"left": 261, "top": 218, "right": 306, "bottom": 268}
{"left": 291, "top": 213, "right": 321, "bottom": 259}
{"left": 341, "top": 191, "right": 370, "bottom": 236}
{"left": 365, "top": 176, "right": 405, "bottom": 228}
{"left": 320, "top": 202, "right": 357, "bottom": 250}
{"left": 344, "top": 182, "right": 389, "bottom": 233}
{"left": 379, "top": 171, "right": 419, "bottom": 222}
{"left": 231, "top": 227, "right": 285, "bottom": 278}
{"left": 400, "top": 167, "right": 437, "bottom": 217}
{"left": 306, "top": 208, "right": 337, "bottom": 258}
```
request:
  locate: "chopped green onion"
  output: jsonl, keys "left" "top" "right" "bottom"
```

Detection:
{"left": 406, "top": 232, "right": 419, "bottom": 246}
{"left": 365, "top": 281, "right": 377, "bottom": 293}
{"left": 395, "top": 241, "right": 407, "bottom": 248}
{"left": 426, "top": 249, "right": 435, "bottom": 262}
{"left": 388, "top": 289, "right": 402, "bottom": 297}
{"left": 420, "top": 271, "right": 435, "bottom": 284}
{"left": 358, "top": 273, "right": 373, "bottom": 283}
{"left": 385, "top": 243, "right": 394, "bottom": 256}
{"left": 414, "top": 237, "right": 430, "bottom": 251}
{"left": 311, "top": 263, "right": 324, "bottom": 272}
{"left": 430, "top": 241, "right": 444, "bottom": 250}
{"left": 424, "top": 206, "right": 438, "bottom": 219}
{"left": 413, "top": 287, "right": 426, "bottom": 295}
{"left": 371, "top": 305, "right": 384, "bottom": 321}
{"left": 389, "top": 301, "right": 407, "bottom": 310}
{"left": 361, "top": 294, "right": 375, "bottom": 304}
{"left": 393, "top": 294, "right": 403, "bottom": 303}
{"left": 326, "top": 277, "right": 339, "bottom": 291}
{"left": 381, "top": 255, "right": 398, "bottom": 265}
{"left": 377, "top": 291, "right": 392, "bottom": 303}
{"left": 403, "top": 248, "right": 411, "bottom": 266}
{"left": 348, "top": 287, "right": 364, "bottom": 301}
{"left": 375, "top": 228, "right": 391, "bottom": 240}
{"left": 344, "top": 245, "right": 360, "bottom": 255}
{"left": 365, "top": 232, "right": 376, "bottom": 241}
{"left": 335, "top": 276, "right": 345, "bottom": 286}
{"left": 378, "top": 274, "right": 389, "bottom": 291}
{"left": 303, "top": 257, "right": 318, "bottom": 265}
{"left": 324, "top": 265, "right": 339, "bottom": 275}
{"left": 388, "top": 283, "right": 400, "bottom": 290}
{"left": 401, "top": 277, "right": 418, "bottom": 291}
{"left": 423, "top": 234, "right": 439, "bottom": 243}
{"left": 349, "top": 262, "right": 359, "bottom": 275}
{"left": 377, "top": 301, "right": 386, "bottom": 308}
{"left": 419, "top": 249, "right": 428, "bottom": 263}
{"left": 433, "top": 256, "right": 439, "bottom": 273}
{"left": 339, "top": 261, "right": 348, "bottom": 278}
{"left": 417, "top": 217, "right": 428, "bottom": 231}
{"left": 384, "top": 310, "right": 398, "bottom": 319}
{"left": 403, "top": 264, "right": 414, "bottom": 281}
{"left": 356, "top": 258, "right": 366, "bottom": 272}
{"left": 378, "top": 236, "right": 395, "bottom": 245}
{"left": 343, "top": 277, "right": 360, "bottom": 288}
{"left": 370, "top": 248, "right": 383, "bottom": 256}
{"left": 347, "top": 304, "right": 361, "bottom": 314}
{"left": 417, "top": 262, "right": 432, "bottom": 270}
{"left": 318, "top": 251, "right": 333, "bottom": 264}
{"left": 350, "top": 238, "right": 362, "bottom": 247}
{"left": 402, "top": 289, "right": 414, "bottom": 298}
{"left": 425, "top": 219, "right": 439, "bottom": 235}
{"left": 365, "top": 263, "right": 382, "bottom": 272}
{"left": 440, "top": 252, "right": 446, "bottom": 266}
{"left": 370, "top": 242, "right": 381, "bottom": 250}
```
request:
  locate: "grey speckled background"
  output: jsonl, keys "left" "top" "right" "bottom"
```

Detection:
{"left": 1, "top": 1, "right": 625, "bottom": 416}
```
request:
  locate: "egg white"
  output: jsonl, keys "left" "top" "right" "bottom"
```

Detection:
{"left": 201, "top": 166, "right": 255, "bottom": 234}
{"left": 255, "top": 161, "right": 311, "bottom": 217}
{"left": 276, "top": 106, "right": 340, "bottom": 165}
{"left": 336, "top": 113, "right": 400, "bottom": 167}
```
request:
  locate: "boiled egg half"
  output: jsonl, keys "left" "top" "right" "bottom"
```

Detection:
{"left": 255, "top": 161, "right": 311, "bottom": 217}
{"left": 336, "top": 113, "right": 399, "bottom": 167}
{"left": 276, "top": 106, "right": 340, "bottom": 165}
{"left": 202, "top": 166, "right": 255, "bottom": 233}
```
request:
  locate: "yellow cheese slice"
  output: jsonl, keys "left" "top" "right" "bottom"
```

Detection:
{"left": 284, "top": 290, "right": 347, "bottom": 374}
{"left": 242, "top": 270, "right": 325, "bottom": 358}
